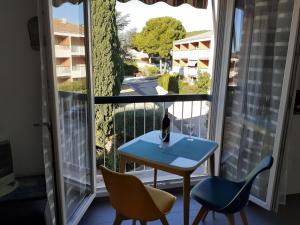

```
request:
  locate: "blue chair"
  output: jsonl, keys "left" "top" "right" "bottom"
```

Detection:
{"left": 190, "top": 155, "right": 273, "bottom": 225}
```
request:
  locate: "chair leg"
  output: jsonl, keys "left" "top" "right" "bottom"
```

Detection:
{"left": 139, "top": 221, "right": 147, "bottom": 225}
{"left": 192, "top": 207, "right": 209, "bottom": 225}
{"left": 212, "top": 211, "right": 216, "bottom": 219}
{"left": 225, "top": 214, "right": 235, "bottom": 225}
{"left": 153, "top": 168, "right": 157, "bottom": 188}
{"left": 160, "top": 216, "right": 169, "bottom": 225}
{"left": 202, "top": 210, "right": 209, "bottom": 221}
{"left": 240, "top": 210, "right": 249, "bottom": 225}
{"left": 113, "top": 213, "right": 124, "bottom": 225}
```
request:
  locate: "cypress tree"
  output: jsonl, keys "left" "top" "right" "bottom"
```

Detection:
{"left": 92, "top": 0, "right": 124, "bottom": 149}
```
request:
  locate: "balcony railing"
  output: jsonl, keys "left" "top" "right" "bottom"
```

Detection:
{"left": 94, "top": 94, "right": 212, "bottom": 188}
{"left": 72, "top": 65, "right": 86, "bottom": 78}
{"left": 55, "top": 45, "right": 71, "bottom": 58}
{"left": 71, "top": 45, "right": 85, "bottom": 55}
{"left": 172, "top": 49, "right": 210, "bottom": 61}
{"left": 56, "top": 65, "right": 71, "bottom": 76}
{"left": 58, "top": 93, "right": 212, "bottom": 191}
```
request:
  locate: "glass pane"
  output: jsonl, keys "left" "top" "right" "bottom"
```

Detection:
{"left": 52, "top": 1, "right": 92, "bottom": 222}
{"left": 221, "top": 0, "right": 293, "bottom": 201}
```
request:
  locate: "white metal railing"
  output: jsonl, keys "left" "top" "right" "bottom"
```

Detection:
{"left": 55, "top": 45, "right": 70, "bottom": 50}
{"left": 173, "top": 49, "right": 210, "bottom": 61}
{"left": 58, "top": 92, "right": 91, "bottom": 207}
{"left": 94, "top": 95, "right": 211, "bottom": 188}
{"left": 72, "top": 65, "right": 86, "bottom": 78}
{"left": 56, "top": 65, "right": 71, "bottom": 76}
{"left": 71, "top": 45, "right": 85, "bottom": 55}
{"left": 55, "top": 45, "right": 71, "bottom": 57}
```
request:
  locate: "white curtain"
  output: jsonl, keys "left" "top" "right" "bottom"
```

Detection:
{"left": 220, "top": 0, "right": 293, "bottom": 205}
{"left": 41, "top": 59, "right": 57, "bottom": 225}
{"left": 39, "top": 0, "right": 57, "bottom": 222}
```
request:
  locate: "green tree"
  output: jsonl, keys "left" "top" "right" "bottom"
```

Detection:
{"left": 116, "top": 11, "right": 130, "bottom": 32}
{"left": 132, "top": 17, "right": 186, "bottom": 72}
{"left": 197, "top": 72, "right": 211, "bottom": 94}
{"left": 92, "top": 0, "right": 124, "bottom": 149}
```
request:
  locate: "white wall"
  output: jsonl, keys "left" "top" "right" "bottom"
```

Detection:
{"left": 0, "top": 0, "right": 44, "bottom": 176}
{"left": 286, "top": 73, "right": 300, "bottom": 195}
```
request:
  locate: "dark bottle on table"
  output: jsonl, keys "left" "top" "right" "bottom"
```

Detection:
{"left": 162, "top": 109, "right": 170, "bottom": 142}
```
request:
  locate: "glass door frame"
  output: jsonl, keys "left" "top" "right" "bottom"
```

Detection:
{"left": 212, "top": 0, "right": 300, "bottom": 210}
{"left": 42, "top": 0, "right": 96, "bottom": 224}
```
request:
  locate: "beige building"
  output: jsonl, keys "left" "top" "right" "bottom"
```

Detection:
{"left": 53, "top": 19, "right": 86, "bottom": 83}
{"left": 172, "top": 31, "right": 214, "bottom": 77}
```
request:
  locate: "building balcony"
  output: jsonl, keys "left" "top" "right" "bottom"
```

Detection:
{"left": 72, "top": 65, "right": 86, "bottom": 78}
{"left": 58, "top": 93, "right": 211, "bottom": 192}
{"left": 172, "top": 49, "right": 210, "bottom": 61}
{"left": 55, "top": 45, "right": 71, "bottom": 58}
{"left": 71, "top": 45, "right": 85, "bottom": 55}
{"left": 56, "top": 65, "right": 71, "bottom": 77}
{"left": 93, "top": 95, "right": 211, "bottom": 191}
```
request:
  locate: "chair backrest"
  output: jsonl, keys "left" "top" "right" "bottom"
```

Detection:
{"left": 100, "top": 166, "right": 163, "bottom": 221}
{"left": 220, "top": 155, "right": 273, "bottom": 213}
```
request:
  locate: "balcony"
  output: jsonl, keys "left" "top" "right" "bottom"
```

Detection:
{"left": 58, "top": 93, "right": 211, "bottom": 191}
{"left": 55, "top": 45, "right": 71, "bottom": 58}
{"left": 71, "top": 45, "right": 85, "bottom": 55}
{"left": 72, "top": 65, "right": 86, "bottom": 78}
{"left": 172, "top": 49, "right": 210, "bottom": 61}
{"left": 93, "top": 94, "right": 211, "bottom": 190}
{"left": 56, "top": 65, "right": 71, "bottom": 77}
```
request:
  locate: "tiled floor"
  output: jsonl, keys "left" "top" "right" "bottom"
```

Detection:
{"left": 1, "top": 191, "right": 298, "bottom": 225}
{"left": 79, "top": 189, "right": 300, "bottom": 225}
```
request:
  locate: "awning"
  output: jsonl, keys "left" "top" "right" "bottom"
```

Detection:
{"left": 118, "top": 0, "right": 208, "bottom": 9}
{"left": 53, "top": 0, "right": 83, "bottom": 7}
{"left": 53, "top": 0, "right": 208, "bottom": 8}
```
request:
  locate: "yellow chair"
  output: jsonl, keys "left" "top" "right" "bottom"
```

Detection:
{"left": 100, "top": 166, "right": 176, "bottom": 225}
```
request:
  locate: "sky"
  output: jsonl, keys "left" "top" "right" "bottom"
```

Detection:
{"left": 52, "top": 2, "right": 84, "bottom": 25}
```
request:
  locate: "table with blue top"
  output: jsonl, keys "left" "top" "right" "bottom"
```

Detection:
{"left": 118, "top": 130, "right": 218, "bottom": 225}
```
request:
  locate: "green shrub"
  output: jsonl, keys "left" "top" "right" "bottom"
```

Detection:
{"left": 114, "top": 103, "right": 163, "bottom": 139}
{"left": 58, "top": 80, "right": 87, "bottom": 93}
{"left": 197, "top": 72, "right": 211, "bottom": 94}
{"left": 143, "top": 65, "right": 160, "bottom": 76}
{"left": 157, "top": 73, "right": 179, "bottom": 93}
{"left": 179, "top": 80, "right": 199, "bottom": 94}
{"left": 124, "top": 60, "right": 139, "bottom": 76}
{"left": 168, "top": 76, "right": 179, "bottom": 93}
{"left": 158, "top": 74, "right": 170, "bottom": 90}
{"left": 96, "top": 135, "right": 133, "bottom": 172}
{"left": 158, "top": 72, "right": 211, "bottom": 94}
{"left": 95, "top": 103, "right": 163, "bottom": 171}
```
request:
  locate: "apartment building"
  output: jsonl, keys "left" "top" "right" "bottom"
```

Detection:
{"left": 53, "top": 19, "right": 86, "bottom": 83}
{"left": 172, "top": 31, "right": 214, "bottom": 77}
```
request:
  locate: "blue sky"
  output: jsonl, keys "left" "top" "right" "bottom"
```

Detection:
{"left": 233, "top": 8, "right": 244, "bottom": 52}
{"left": 53, "top": 2, "right": 84, "bottom": 25}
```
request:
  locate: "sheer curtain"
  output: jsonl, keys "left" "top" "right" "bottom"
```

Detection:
{"left": 41, "top": 53, "right": 57, "bottom": 225}
{"left": 220, "top": 0, "right": 293, "bottom": 204}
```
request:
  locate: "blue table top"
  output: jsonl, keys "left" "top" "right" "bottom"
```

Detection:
{"left": 118, "top": 131, "right": 218, "bottom": 171}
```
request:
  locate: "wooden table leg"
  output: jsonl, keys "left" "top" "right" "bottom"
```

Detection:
{"left": 153, "top": 168, "right": 157, "bottom": 188}
{"left": 119, "top": 156, "right": 126, "bottom": 173}
{"left": 183, "top": 173, "right": 190, "bottom": 225}
{"left": 209, "top": 153, "right": 215, "bottom": 176}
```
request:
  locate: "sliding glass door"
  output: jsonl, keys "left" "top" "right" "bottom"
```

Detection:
{"left": 42, "top": 0, "right": 96, "bottom": 224}
{"left": 214, "top": 0, "right": 300, "bottom": 210}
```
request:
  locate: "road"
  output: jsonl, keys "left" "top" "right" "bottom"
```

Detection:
{"left": 122, "top": 76, "right": 164, "bottom": 96}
